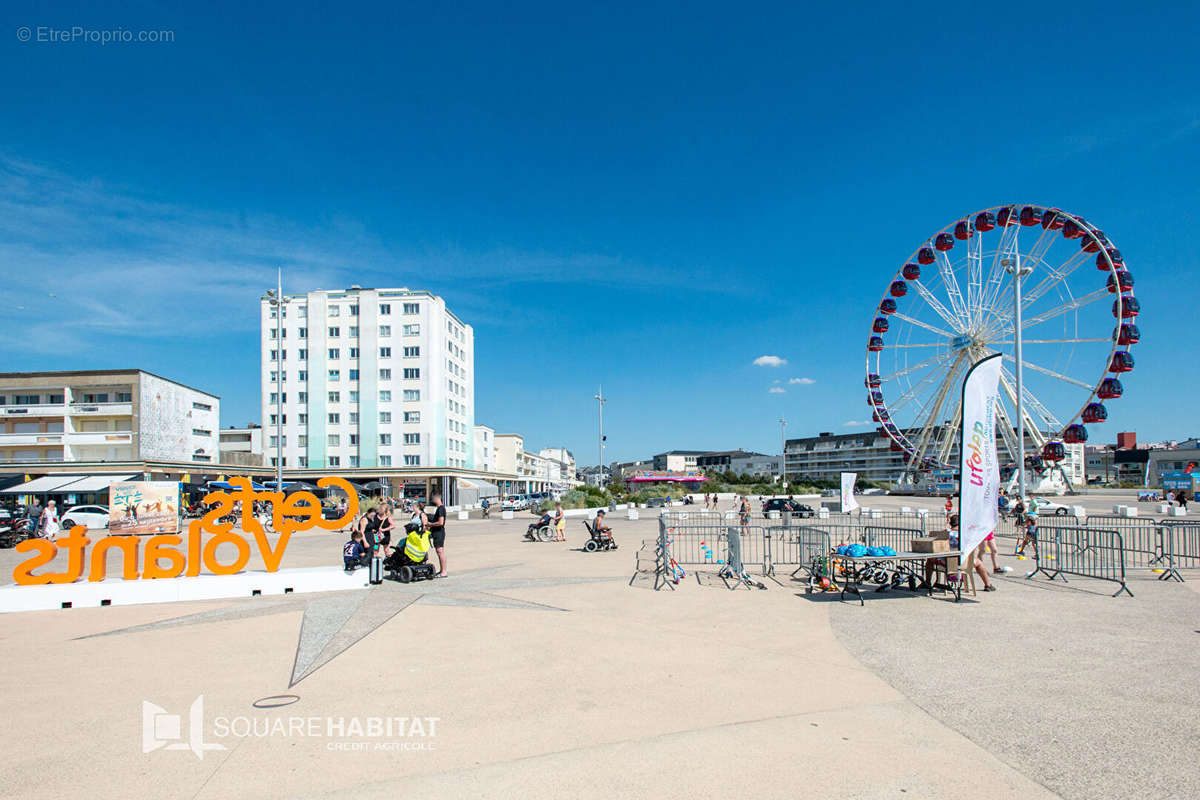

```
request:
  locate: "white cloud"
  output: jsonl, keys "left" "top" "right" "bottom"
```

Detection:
{"left": 754, "top": 355, "right": 787, "bottom": 367}
{"left": 768, "top": 387, "right": 786, "bottom": 394}
{"left": 843, "top": 420, "right": 871, "bottom": 427}
{"left": 789, "top": 377, "right": 815, "bottom": 385}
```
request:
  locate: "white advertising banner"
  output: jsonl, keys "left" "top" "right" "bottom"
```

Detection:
{"left": 840, "top": 472, "right": 858, "bottom": 512}
{"left": 958, "top": 353, "right": 1002, "bottom": 559}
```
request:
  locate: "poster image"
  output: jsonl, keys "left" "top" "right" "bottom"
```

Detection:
{"left": 109, "top": 481, "right": 181, "bottom": 535}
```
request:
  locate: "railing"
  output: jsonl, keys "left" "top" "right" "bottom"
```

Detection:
{"left": 1027, "top": 526, "right": 1132, "bottom": 597}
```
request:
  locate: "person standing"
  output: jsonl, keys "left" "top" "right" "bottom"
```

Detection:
{"left": 27, "top": 498, "right": 42, "bottom": 537}
{"left": 1178, "top": 490, "right": 1189, "bottom": 512}
{"left": 429, "top": 491, "right": 448, "bottom": 577}
{"left": 40, "top": 500, "right": 61, "bottom": 539}
{"left": 552, "top": 501, "right": 566, "bottom": 542}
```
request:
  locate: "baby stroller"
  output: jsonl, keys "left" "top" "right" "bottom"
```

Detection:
{"left": 524, "top": 513, "right": 555, "bottom": 542}
{"left": 581, "top": 519, "right": 618, "bottom": 552}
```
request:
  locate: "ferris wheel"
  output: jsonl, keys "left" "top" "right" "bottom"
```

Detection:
{"left": 865, "top": 205, "right": 1139, "bottom": 485}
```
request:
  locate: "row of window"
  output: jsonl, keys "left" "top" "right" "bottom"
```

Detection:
{"left": 270, "top": 455, "right": 421, "bottom": 467}
{"left": 270, "top": 433, "right": 422, "bottom": 447}
{"left": 269, "top": 348, "right": 421, "bottom": 363}
{"left": 268, "top": 410, "right": 422, "bottom": 426}
{"left": 0, "top": 392, "right": 134, "bottom": 405}
{"left": 271, "top": 325, "right": 419, "bottom": 340}
{"left": 269, "top": 301, "right": 422, "bottom": 320}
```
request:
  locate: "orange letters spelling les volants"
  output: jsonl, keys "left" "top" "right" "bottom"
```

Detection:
{"left": 12, "top": 476, "right": 358, "bottom": 586}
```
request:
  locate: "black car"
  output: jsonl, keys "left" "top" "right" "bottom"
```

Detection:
{"left": 645, "top": 497, "right": 669, "bottom": 508}
{"left": 761, "top": 499, "right": 815, "bottom": 517}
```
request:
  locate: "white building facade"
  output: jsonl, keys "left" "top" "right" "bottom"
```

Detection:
{"left": 0, "top": 370, "right": 220, "bottom": 465}
{"left": 261, "top": 287, "right": 475, "bottom": 471}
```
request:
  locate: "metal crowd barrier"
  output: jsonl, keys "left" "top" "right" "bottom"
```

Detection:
{"left": 1156, "top": 521, "right": 1200, "bottom": 582}
{"left": 1027, "top": 526, "right": 1131, "bottom": 597}
{"left": 1039, "top": 514, "right": 1160, "bottom": 569}
{"left": 764, "top": 526, "right": 833, "bottom": 577}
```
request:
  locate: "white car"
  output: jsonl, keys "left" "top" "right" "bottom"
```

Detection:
{"left": 61, "top": 505, "right": 111, "bottom": 530}
{"left": 1029, "top": 499, "right": 1072, "bottom": 517}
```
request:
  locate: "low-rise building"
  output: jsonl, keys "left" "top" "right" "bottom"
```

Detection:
{"left": 0, "top": 369, "right": 220, "bottom": 466}
{"left": 652, "top": 450, "right": 706, "bottom": 471}
{"left": 219, "top": 425, "right": 265, "bottom": 467}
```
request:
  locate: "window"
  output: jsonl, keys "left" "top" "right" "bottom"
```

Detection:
{"left": 349, "top": 391, "right": 359, "bottom": 403}
{"left": 380, "top": 325, "right": 391, "bottom": 337}
{"left": 79, "top": 393, "right": 106, "bottom": 403}
{"left": 403, "top": 303, "right": 419, "bottom": 314}
{"left": 297, "top": 306, "right": 307, "bottom": 318}
{"left": 404, "top": 433, "right": 421, "bottom": 445}
{"left": 50, "top": 393, "right": 66, "bottom": 403}
{"left": 404, "top": 411, "right": 420, "bottom": 423}
{"left": 328, "top": 369, "right": 340, "bottom": 380}
{"left": 298, "top": 435, "right": 307, "bottom": 446}
{"left": 379, "top": 455, "right": 392, "bottom": 466}
{"left": 379, "top": 369, "right": 392, "bottom": 380}
{"left": 269, "top": 435, "right": 286, "bottom": 447}
{"left": 349, "top": 455, "right": 360, "bottom": 467}
{"left": 349, "top": 347, "right": 359, "bottom": 358}
{"left": 328, "top": 413, "right": 340, "bottom": 424}
{"left": 403, "top": 324, "right": 420, "bottom": 335}
{"left": 349, "top": 326, "right": 359, "bottom": 338}
{"left": 269, "top": 392, "right": 279, "bottom": 404}
{"left": 298, "top": 413, "right": 307, "bottom": 424}
{"left": 298, "top": 327, "right": 307, "bottom": 339}
{"left": 349, "top": 412, "right": 359, "bottom": 424}
{"left": 269, "top": 370, "right": 278, "bottom": 383}
{"left": 269, "top": 328, "right": 278, "bottom": 339}
{"left": 380, "top": 347, "right": 391, "bottom": 358}
{"left": 298, "top": 349, "right": 307, "bottom": 360}
{"left": 380, "top": 434, "right": 392, "bottom": 445}
{"left": 403, "top": 390, "right": 420, "bottom": 402}
{"left": 192, "top": 402, "right": 211, "bottom": 411}
{"left": 328, "top": 434, "right": 340, "bottom": 446}
{"left": 328, "top": 391, "right": 340, "bottom": 402}
{"left": 403, "top": 368, "right": 419, "bottom": 379}
{"left": 192, "top": 428, "right": 212, "bottom": 437}
{"left": 404, "top": 455, "right": 420, "bottom": 466}
{"left": 349, "top": 369, "right": 359, "bottom": 380}
{"left": 379, "top": 303, "right": 391, "bottom": 315}
{"left": 328, "top": 327, "right": 340, "bottom": 338}
{"left": 298, "top": 392, "right": 307, "bottom": 403}
{"left": 349, "top": 434, "right": 359, "bottom": 445}
{"left": 328, "top": 456, "right": 340, "bottom": 466}
{"left": 349, "top": 304, "right": 359, "bottom": 316}
{"left": 328, "top": 306, "right": 340, "bottom": 317}
{"left": 403, "top": 346, "right": 419, "bottom": 357}
{"left": 380, "top": 412, "right": 391, "bottom": 423}
{"left": 269, "top": 414, "right": 284, "bottom": 425}
{"left": 298, "top": 456, "right": 308, "bottom": 467}
{"left": 298, "top": 370, "right": 307, "bottom": 381}
{"left": 270, "top": 350, "right": 279, "bottom": 361}
{"left": 328, "top": 348, "right": 339, "bottom": 360}
{"left": 379, "top": 390, "right": 391, "bottom": 402}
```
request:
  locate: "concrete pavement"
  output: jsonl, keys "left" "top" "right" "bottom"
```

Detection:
{"left": 0, "top": 500, "right": 1193, "bottom": 799}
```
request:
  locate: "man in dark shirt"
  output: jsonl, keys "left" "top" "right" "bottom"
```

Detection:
{"left": 428, "top": 492, "right": 448, "bottom": 577}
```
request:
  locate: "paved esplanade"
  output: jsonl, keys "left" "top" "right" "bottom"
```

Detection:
{"left": 0, "top": 493, "right": 1193, "bottom": 799}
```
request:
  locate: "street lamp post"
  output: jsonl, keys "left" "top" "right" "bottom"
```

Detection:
{"left": 265, "top": 269, "right": 290, "bottom": 492}
{"left": 594, "top": 386, "right": 606, "bottom": 486}
{"left": 1003, "top": 254, "right": 1033, "bottom": 502}
{"left": 779, "top": 418, "right": 787, "bottom": 489}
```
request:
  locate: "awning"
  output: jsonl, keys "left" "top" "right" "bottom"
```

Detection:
{"left": 207, "top": 480, "right": 268, "bottom": 491}
{"left": 1, "top": 475, "right": 88, "bottom": 493}
{"left": 52, "top": 474, "right": 137, "bottom": 493}
{"left": 459, "top": 478, "right": 500, "bottom": 497}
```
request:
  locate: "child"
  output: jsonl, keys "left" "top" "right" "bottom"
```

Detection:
{"left": 1017, "top": 510, "right": 1039, "bottom": 560}
{"left": 343, "top": 531, "right": 367, "bottom": 572}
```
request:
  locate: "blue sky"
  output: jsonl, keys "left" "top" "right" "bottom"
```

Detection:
{"left": 1, "top": 1, "right": 1197, "bottom": 466}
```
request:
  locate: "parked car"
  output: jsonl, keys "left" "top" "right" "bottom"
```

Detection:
{"left": 761, "top": 499, "right": 815, "bottom": 517}
{"left": 1030, "top": 498, "right": 1072, "bottom": 516}
{"left": 61, "top": 505, "right": 111, "bottom": 530}
{"left": 645, "top": 497, "right": 668, "bottom": 508}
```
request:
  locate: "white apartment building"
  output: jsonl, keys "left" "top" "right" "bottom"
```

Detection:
{"left": 261, "top": 287, "right": 474, "bottom": 471}
{"left": 0, "top": 370, "right": 220, "bottom": 465}
{"left": 539, "top": 447, "right": 579, "bottom": 490}
{"left": 473, "top": 425, "right": 496, "bottom": 472}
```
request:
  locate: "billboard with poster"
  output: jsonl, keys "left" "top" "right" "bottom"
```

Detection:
{"left": 109, "top": 481, "right": 182, "bottom": 535}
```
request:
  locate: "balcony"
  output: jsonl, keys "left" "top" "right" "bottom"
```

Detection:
{"left": 0, "top": 432, "right": 64, "bottom": 447}
{"left": 1, "top": 404, "right": 67, "bottom": 418}
{"left": 67, "top": 431, "right": 133, "bottom": 446}
{"left": 69, "top": 402, "right": 133, "bottom": 417}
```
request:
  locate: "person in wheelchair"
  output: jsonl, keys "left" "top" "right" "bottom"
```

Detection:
{"left": 383, "top": 525, "right": 438, "bottom": 582}
{"left": 590, "top": 509, "right": 616, "bottom": 548}
{"left": 524, "top": 510, "right": 553, "bottom": 541}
